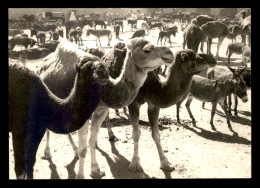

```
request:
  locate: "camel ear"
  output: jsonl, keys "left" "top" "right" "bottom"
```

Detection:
{"left": 195, "top": 54, "right": 203, "bottom": 61}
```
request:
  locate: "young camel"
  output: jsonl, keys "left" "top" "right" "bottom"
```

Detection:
{"left": 125, "top": 50, "right": 217, "bottom": 172}
{"left": 37, "top": 38, "right": 175, "bottom": 179}
{"left": 9, "top": 58, "right": 109, "bottom": 179}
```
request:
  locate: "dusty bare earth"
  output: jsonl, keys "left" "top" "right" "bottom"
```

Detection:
{"left": 9, "top": 20, "right": 251, "bottom": 179}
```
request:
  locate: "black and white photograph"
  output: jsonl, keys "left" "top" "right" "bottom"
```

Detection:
{"left": 8, "top": 8, "right": 251, "bottom": 179}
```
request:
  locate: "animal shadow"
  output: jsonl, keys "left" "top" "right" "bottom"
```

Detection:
{"left": 180, "top": 121, "right": 251, "bottom": 145}
{"left": 96, "top": 142, "right": 151, "bottom": 179}
{"left": 65, "top": 157, "right": 79, "bottom": 179}
{"left": 46, "top": 158, "right": 60, "bottom": 179}
{"left": 203, "top": 107, "right": 251, "bottom": 126}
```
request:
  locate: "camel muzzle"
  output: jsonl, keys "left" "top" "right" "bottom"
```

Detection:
{"left": 241, "top": 96, "right": 248, "bottom": 103}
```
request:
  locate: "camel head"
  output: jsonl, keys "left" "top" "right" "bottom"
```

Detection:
{"left": 126, "top": 38, "right": 174, "bottom": 71}
{"left": 76, "top": 56, "right": 109, "bottom": 86}
{"left": 175, "top": 49, "right": 217, "bottom": 75}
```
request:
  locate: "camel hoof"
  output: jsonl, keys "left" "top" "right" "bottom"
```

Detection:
{"left": 90, "top": 171, "right": 105, "bottom": 179}
{"left": 41, "top": 152, "right": 52, "bottom": 160}
{"left": 129, "top": 162, "right": 143, "bottom": 172}
{"left": 211, "top": 126, "right": 216, "bottom": 131}
{"left": 109, "top": 135, "right": 119, "bottom": 142}
{"left": 160, "top": 163, "right": 175, "bottom": 171}
{"left": 115, "top": 111, "right": 120, "bottom": 116}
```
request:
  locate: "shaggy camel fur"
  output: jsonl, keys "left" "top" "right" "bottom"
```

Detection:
{"left": 127, "top": 49, "right": 217, "bottom": 172}
{"left": 9, "top": 58, "right": 109, "bottom": 179}
{"left": 37, "top": 38, "right": 174, "bottom": 179}
{"left": 200, "top": 21, "right": 233, "bottom": 59}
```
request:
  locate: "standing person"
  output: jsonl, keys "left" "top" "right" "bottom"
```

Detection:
{"left": 114, "top": 24, "right": 120, "bottom": 39}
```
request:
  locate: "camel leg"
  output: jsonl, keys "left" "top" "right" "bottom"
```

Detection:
{"left": 148, "top": 103, "right": 174, "bottom": 171}
{"left": 24, "top": 127, "right": 46, "bottom": 179}
{"left": 228, "top": 94, "right": 232, "bottom": 115}
{"left": 67, "top": 133, "right": 79, "bottom": 158}
{"left": 185, "top": 94, "right": 196, "bottom": 123}
{"left": 105, "top": 111, "right": 119, "bottom": 142}
{"left": 157, "top": 37, "right": 160, "bottom": 45}
{"left": 216, "top": 36, "right": 225, "bottom": 59}
{"left": 98, "top": 37, "right": 102, "bottom": 47}
{"left": 183, "top": 38, "right": 186, "bottom": 49}
{"left": 43, "top": 129, "right": 52, "bottom": 159}
{"left": 128, "top": 101, "right": 143, "bottom": 172}
{"left": 234, "top": 94, "right": 238, "bottom": 116}
{"left": 12, "top": 131, "right": 26, "bottom": 179}
{"left": 210, "top": 102, "right": 217, "bottom": 131}
{"left": 207, "top": 38, "right": 212, "bottom": 55}
{"left": 75, "top": 121, "right": 89, "bottom": 179}
{"left": 89, "top": 105, "right": 109, "bottom": 178}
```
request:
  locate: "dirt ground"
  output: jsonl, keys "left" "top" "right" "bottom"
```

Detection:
{"left": 9, "top": 20, "right": 251, "bottom": 179}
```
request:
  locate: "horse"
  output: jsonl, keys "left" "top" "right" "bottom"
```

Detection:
{"left": 86, "top": 29, "right": 111, "bottom": 47}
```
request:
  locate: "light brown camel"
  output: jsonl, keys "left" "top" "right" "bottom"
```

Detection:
{"left": 38, "top": 38, "right": 174, "bottom": 179}
{"left": 200, "top": 21, "right": 234, "bottom": 59}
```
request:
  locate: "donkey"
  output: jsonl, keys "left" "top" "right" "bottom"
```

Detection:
{"left": 205, "top": 65, "right": 250, "bottom": 116}
{"left": 177, "top": 65, "right": 248, "bottom": 132}
{"left": 86, "top": 29, "right": 112, "bottom": 47}
{"left": 157, "top": 28, "right": 178, "bottom": 46}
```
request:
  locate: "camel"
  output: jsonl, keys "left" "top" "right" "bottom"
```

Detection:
{"left": 240, "top": 16, "right": 251, "bottom": 46}
{"left": 125, "top": 50, "right": 217, "bottom": 172}
{"left": 37, "top": 38, "right": 175, "bottom": 179}
{"left": 200, "top": 21, "right": 234, "bottom": 59}
{"left": 183, "top": 19, "right": 206, "bottom": 53}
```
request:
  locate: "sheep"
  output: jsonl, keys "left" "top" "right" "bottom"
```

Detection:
{"left": 178, "top": 65, "right": 248, "bottom": 132}
{"left": 8, "top": 48, "right": 51, "bottom": 63}
{"left": 9, "top": 55, "right": 109, "bottom": 179}
{"left": 8, "top": 36, "right": 37, "bottom": 50}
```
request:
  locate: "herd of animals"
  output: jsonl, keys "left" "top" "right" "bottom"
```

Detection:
{"left": 8, "top": 9, "right": 251, "bottom": 179}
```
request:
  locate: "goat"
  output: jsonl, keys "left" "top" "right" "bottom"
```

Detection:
{"left": 178, "top": 65, "right": 248, "bottom": 132}
{"left": 9, "top": 57, "right": 109, "bottom": 179}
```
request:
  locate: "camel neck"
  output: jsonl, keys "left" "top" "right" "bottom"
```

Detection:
{"left": 40, "top": 72, "right": 100, "bottom": 134}
{"left": 143, "top": 63, "right": 193, "bottom": 108}
{"left": 101, "top": 52, "right": 148, "bottom": 109}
